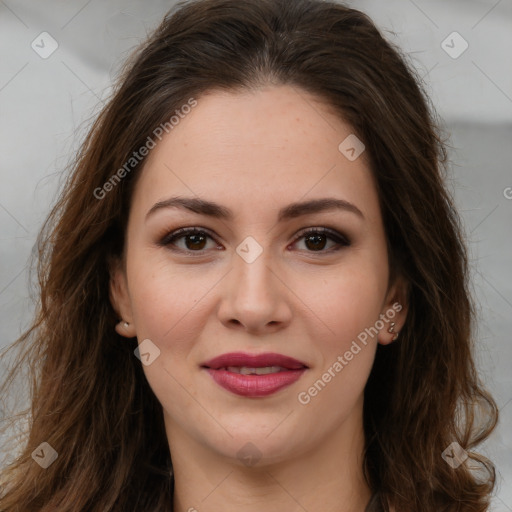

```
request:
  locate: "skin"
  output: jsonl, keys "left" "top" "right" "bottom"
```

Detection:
{"left": 110, "top": 85, "right": 408, "bottom": 512}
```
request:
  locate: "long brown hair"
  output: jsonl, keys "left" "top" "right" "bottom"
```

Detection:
{"left": 0, "top": 0, "right": 498, "bottom": 510}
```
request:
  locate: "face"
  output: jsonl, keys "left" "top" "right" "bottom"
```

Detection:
{"left": 110, "top": 85, "right": 407, "bottom": 466}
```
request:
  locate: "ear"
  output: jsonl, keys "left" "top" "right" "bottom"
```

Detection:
{"left": 377, "top": 274, "right": 409, "bottom": 346}
{"left": 109, "top": 256, "right": 137, "bottom": 338}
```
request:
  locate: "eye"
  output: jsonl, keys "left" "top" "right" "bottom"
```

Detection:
{"left": 159, "top": 226, "right": 350, "bottom": 254}
{"left": 158, "top": 227, "right": 221, "bottom": 253}
{"left": 291, "top": 227, "right": 350, "bottom": 253}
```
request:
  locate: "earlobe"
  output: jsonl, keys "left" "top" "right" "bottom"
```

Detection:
{"left": 114, "top": 320, "right": 136, "bottom": 338}
{"left": 109, "top": 259, "right": 136, "bottom": 338}
{"left": 378, "top": 275, "right": 409, "bottom": 345}
{"left": 377, "top": 303, "right": 406, "bottom": 346}
{"left": 387, "top": 322, "right": 399, "bottom": 341}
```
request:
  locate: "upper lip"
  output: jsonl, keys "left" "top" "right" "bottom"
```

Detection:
{"left": 201, "top": 352, "right": 308, "bottom": 370}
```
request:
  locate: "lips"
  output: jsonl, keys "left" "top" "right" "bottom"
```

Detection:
{"left": 201, "top": 352, "right": 308, "bottom": 371}
{"left": 201, "top": 352, "right": 308, "bottom": 397}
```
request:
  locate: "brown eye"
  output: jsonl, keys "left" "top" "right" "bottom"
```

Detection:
{"left": 292, "top": 228, "right": 350, "bottom": 253}
{"left": 304, "top": 233, "right": 328, "bottom": 251}
{"left": 159, "top": 226, "right": 350, "bottom": 255}
{"left": 182, "top": 232, "right": 208, "bottom": 250}
{"left": 159, "top": 227, "right": 219, "bottom": 252}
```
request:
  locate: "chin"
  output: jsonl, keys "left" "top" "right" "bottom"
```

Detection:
{"left": 207, "top": 425, "right": 304, "bottom": 465}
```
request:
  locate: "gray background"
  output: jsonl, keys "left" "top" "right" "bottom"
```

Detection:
{"left": 0, "top": 0, "right": 511, "bottom": 509}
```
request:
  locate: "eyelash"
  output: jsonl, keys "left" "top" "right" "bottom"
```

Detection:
{"left": 158, "top": 226, "right": 351, "bottom": 255}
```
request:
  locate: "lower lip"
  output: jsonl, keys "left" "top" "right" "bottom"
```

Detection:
{"left": 204, "top": 368, "right": 307, "bottom": 397}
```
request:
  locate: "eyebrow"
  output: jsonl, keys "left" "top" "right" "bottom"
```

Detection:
{"left": 146, "top": 196, "right": 364, "bottom": 222}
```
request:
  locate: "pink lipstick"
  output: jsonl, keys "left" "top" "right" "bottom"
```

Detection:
{"left": 201, "top": 352, "right": 308, "bottom": 397}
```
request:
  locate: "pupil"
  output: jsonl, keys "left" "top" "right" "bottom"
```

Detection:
{"left": 187, "top": 234, "right": 206, "bottom": 250}
{"left": 305, "top": 234, "right": 326, "bottom": 251}
{"left": 184, "top": 233, "right": 327, "bottom": 251}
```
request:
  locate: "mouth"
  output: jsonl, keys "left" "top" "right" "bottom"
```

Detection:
{"left": 201, "top": 352, "right": 308, "bottom": 397}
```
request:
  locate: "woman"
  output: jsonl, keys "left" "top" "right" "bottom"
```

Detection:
{"left": 0, "top": 0, "right": 498, "bottom": 510}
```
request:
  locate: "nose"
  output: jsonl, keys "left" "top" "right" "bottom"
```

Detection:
{"left": 216, "top": 243, "right": 292, "bottom": 335}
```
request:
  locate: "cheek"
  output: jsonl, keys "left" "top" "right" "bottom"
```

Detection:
{"left": 297, "top": 258, "right": 387, "bottom": 347}
{"left": 128, "top": 243, "right": 388, "bottom": 350}
{"left": 294, "top": 265, "right": 384, "bottom": 418}
{"left": 126, "top": 260, "right": 210, "bottom": 415}
{"left": 127, "top": 255, "right": 212, "bottom": 353}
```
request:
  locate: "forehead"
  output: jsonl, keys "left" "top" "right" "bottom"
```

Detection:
{"left": 131, "top": 85, "right": 380, "bottom": 224}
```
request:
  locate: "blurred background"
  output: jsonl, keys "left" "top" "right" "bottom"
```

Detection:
{"left": 0, "top": 0, "right": 511, "bottom": 508}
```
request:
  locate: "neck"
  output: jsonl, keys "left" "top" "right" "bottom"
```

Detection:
{"left": 167, "top": 401, "right": 372, "bottom": 512}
